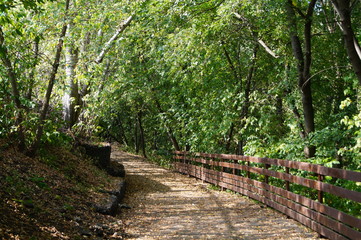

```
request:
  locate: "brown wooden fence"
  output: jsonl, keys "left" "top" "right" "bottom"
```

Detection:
{"left": 173, "top": 151, "right": 361, "bottom": 240}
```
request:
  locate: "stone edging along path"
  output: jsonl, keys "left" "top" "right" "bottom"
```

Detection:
{"left": 112, "top": 149, "right": 323, "bottom": 240}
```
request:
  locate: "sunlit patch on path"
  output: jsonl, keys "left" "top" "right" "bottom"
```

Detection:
{"left": 112, "top": 149, "right": 321, "bottom": 240}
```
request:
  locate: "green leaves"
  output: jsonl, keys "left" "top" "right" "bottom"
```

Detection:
{"left": 0, "top": 0, "right": 361, "bottom": 175}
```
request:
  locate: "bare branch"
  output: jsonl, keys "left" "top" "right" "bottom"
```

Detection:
{"left": 257, "top": 39, "right": 279, "bottom": 58}
{"left": 233, "top": 13, "right": 278, "bottom": 58}
{"left": 95, "top": 15, "right": 133, "bottom": 64}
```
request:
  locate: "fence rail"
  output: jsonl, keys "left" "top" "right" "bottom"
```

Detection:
{"left": 173, "top": 151, "right": 361, "bottom": 240}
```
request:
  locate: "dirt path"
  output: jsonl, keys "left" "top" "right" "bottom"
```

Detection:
{"left": 112, "top": 150, "right": 321, "bottom": 240}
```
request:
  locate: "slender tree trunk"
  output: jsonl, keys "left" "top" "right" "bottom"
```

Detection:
{"left": 28, "top": 0, "right": 70, "bottom": 156}
{"left": 153, "top": 129, "right": 158, "bottom": 150}
{"left": 95, "top": 15, "right": 133, "bottom": 64}
{"left": 134, "top": 120, "right": 139, "bottom": 154}
{"left": 236, "top": 45, "right": 258, "bottom": 154}
{"left": 241, "top": 45, "right": 258, "bottom": 120}
{"left": 284, "top": 64, "right": 306, "bottom": 139}
{"left": 137, "top": 111, "right": 147, "bottom": 158}
{"left": 222, "top": 42, "right": 242, "bottom": 86}
{"left": 63, "top": 23, "right": 80, "bottom": 128}
{"left": 27, "top": 38, "right": 40, "bottom": 101}
{"left": 285, "top": 0, "right": 316, "bottom": 158}
{"left": 276, "top": 95, "right": 285, "bottom": 129}
{"left": 225, "top": 123, "right": 234, "bottom": 152}
{"left": 143, "top": 66, "right": 181, "bottom": 151}
{"left": 0, "top": 27, "right": 26, "bottom": 150}
{"left": 222, "top": 38, "right": 258, "bottom": 153}
{"left": 63, "top": 16, "right": 133, "bottom": 128}
{"left": 331, "top": 0, "right": 361, "bottom": 84}
{"left": 154, "top": 99, "right": 181, "bottom": 151}
{"left": 236, "top": 141, "right": 244, "bottom": 155}
{"left": 116, "top": 117, "right": 129, "bottom": 146}
{"left": 222, "top": 43, "right": 241, "bottom": 153}
{"left": 98, "top": 59, "right": 111, "bottom": 93}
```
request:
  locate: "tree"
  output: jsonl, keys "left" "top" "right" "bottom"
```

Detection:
{"left": 285, "top": 0, "right": 317, "bottom": 158}
{"left": 28, "top": 0, "right": 71, "bottom": 156}
{"left": 62, "top": 0, "right": 134, "bottom": 129}
{"left": 0, "top": 26, "right": 26, "bottom": 150}
{"left": 331, "top": 0, "right": 361, "bottom": 84}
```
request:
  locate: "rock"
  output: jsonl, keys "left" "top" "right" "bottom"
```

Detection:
{"left": 22, "top": 200, "right": 34, "bottom": 208}
{"left": 113, "top": 180, "right": 126, "bottom": 199}
{"left": 106, "top": 160, "right": 125, "bottom": 177}
{"left": 80, "top": 143, "right": 111, "bottom": 169}
{"left": 111, "top": 232, "right": 122, "bottom": 238}
{"left": 79, "top": 228, "right": 92, "bottom": 237}
{"left": 94, "top": 194, "right": 118, "bottom": 216}
{"left": 74, "top": 216, "right": 82, "bottom": 223}
{"left": 90, "top": 224, "right": 105, "bottom": 237}
{"left": 119, "top": 203, "right": 131, "bottom": 209}
{"left": 94, "top": 180, "right": 126, "bottom": 216}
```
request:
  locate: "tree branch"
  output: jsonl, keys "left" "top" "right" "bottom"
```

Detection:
{"left": 95, "top": 15, "right": 133, "bottom": 64}
{"left": 233, "top": 12, "right": 278, "bottom": 58}
{"left": 222, "top": 41, "right": 239, "bottom": 81}
{"left": 257, "top": 39, "right": 279, "bottom": 58}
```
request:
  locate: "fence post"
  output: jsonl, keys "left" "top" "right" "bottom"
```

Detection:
{"left": 233, "top": 160, "right": 236, "bottom": 175}
{"left": 188, "top": 152, "right": 191, "bottom": 177}
{"left": 220, "top": 157, "right": 225, "bottom": 191}
{"left": 247, "top": 161, "right": 251, "bottom": 178}
{"left": 183, "top": 151, "right": 189, "bottom": 177}
{"left": 285, "top": 167, "right": 290, "bottom": 191}
{"left": 318, "top": 174, "right": 324, "bottom": 203}
{"left": 201, "top": 155, "right": 205, "bottom": 183}
{"left": 264, "top": 164, "right": 270, "bottom": 184}
{"left": 233, "top": 159, "right": 238, "bottom": 176}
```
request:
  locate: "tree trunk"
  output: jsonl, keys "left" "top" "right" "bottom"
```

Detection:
{"left": 63, "top": 16, "right": 134, "bottom": 128}
{"left": 154, "top": 99, "right": 181, "bottom": 151}
{"left": 28, "top": 0, "right": 70, "bottom": 156}
{"left": 116, "top": 117, "right": 129, "bottom": 146}
{"left": 134, "top": 120, "right": 139, "bottom": 154}
{"left": 152, "top": 129, "right": 158, "bottom": 150}
{"left": 331, "top": 0, "right": 361, "bottom": 85}
{"left": 63, "top": 24, "right": 80, "bottom": 128}
{"left": 241, "top": 45, "right": 258, "bottom": 121}
{"left": 236, "top": 140, "right": 244, "bottom": 155}
{"left": 285, "top": 0, "right": 316, "bottom": 158}
{"left": 0, "top": 27, "right": 26, "bottom": 150}
{"left": 26, "top": 38, "right": 40, "bottom": 101}
{"left": 138, "top": 111, "right": 147, "bottom": 158}
{"left": 225, "top": 123, "right": 234, "bottom": 152}
{"left": 275, "top": 95, "right": 285, "bottom": 129}
{"left": 95, "top": 15, "right": 133, "bottom": 64}
{"left": 222, "top": 37, "right": 258, "bottom": 153}
{"left": 235, "top": 45, "right": 258, "bottom": 155}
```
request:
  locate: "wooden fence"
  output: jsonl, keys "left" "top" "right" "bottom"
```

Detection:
{"left": 173, "top": 151, "right": 361, "bottom": 240}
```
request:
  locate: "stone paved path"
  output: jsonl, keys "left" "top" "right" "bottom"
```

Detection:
{"left": 113, "top": 150, "right": 322, "bottom": 240}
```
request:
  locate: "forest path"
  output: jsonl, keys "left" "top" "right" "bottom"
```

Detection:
{"left": 112, "top": 149, "right": 321, "bottom": 240}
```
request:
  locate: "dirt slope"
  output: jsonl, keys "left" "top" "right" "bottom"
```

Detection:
{"left": 0, "top": 141, "right": 125, "bottom": 240}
